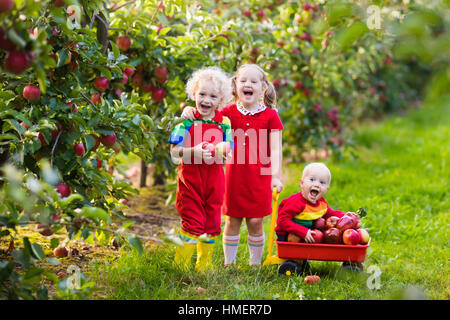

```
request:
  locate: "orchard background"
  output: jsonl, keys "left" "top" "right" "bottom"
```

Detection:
{"left": 0, "top": 0, "right": 449, "bottom": 299}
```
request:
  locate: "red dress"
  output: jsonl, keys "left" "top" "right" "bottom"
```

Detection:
{"left": 221, "top": 103, "right": 284, "bottom": 218}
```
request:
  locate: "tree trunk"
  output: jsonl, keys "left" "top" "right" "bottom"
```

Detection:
{"left": 139, "top": 160, "right": 147, "bottom": 187}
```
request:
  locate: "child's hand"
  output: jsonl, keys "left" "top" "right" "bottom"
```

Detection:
{"left": 271, "top": 177, "right": 283, "bottom": 193}
{"left": 181, "top": 106, "right": 196, "bottom": 121}
{"left": 192, "top": 142, "right": 213, "bottom": 160}
{"left": 304, "top": 230, "right": 316, "bottom": 243}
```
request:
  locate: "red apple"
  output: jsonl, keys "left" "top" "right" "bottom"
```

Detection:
{"left": 4, "top": 51, "right": 30, "bottom": 74}
{"left": 115, "top": 35, "right": 131, "bottom": 51}
{"left": 242, "top": 9, "right": 251, "bottom": 17}
{"left": 313, "top": 217, "right": 326, "bottom": 231}
{"left": 91, "top": 93, "right": 101, "bottom": 105}
{"left": 56, "top": 183, "right": 71, "bottom": 198}
{"left": 93, "top": 76, "right": 109, "bottom": 92}
{"left": 336, "top": 215, "right": 355, "bottom": 232}
{"left": 53, "top": 247, "right": 68, "bottom": 257}
{"left": 37, "top": 224, "right": 54, "bottom": 236}
{"left": 346, "top": 212, "right": 362, "bottom": 229}
{"left": 0, "top": 0, "right": 14, "bottom": 13}
{"left": 326, "top": 216, "right": 339, "bottom": 229}
{"left": 88, "top": 134, "right": 100, "bottom": 151}
{"left": 123, "top": 67, "right": 135, "bottom": 77}
{"left": 152, "top": 88, "right": 165, "bottom": 102}
{"left": 303, "top": 3, "right": 312, "bottom": 11}
{"left": 323, "top": 228, "right": 341, "bottom": 244}
{"left": 342, "top": 229, "right": 360, "bottom": 245}
{"left": 100, "top": 132, "right": 116, "bottom": 147}
{"left": 357, "top": 228, "right": 370, "bottom": 245}
{"left": 96, "top": 158, "right": 102, "bottom": 169}
{"left": 311, "top": 229, "right": 323, "bottom": 243}
{"left": 73, "top": 143, "right": 85, "bottom": 156}
{"left": 154, "top": 66, "right": 168, "bottom": 81}
{"left": 119, "top": 198, "right": 129, "bottom": 206}
{"left": 304, "top": 275, "right": 320, "bottom": 284}
{"left": 295, "top": 81, "right": 303, "bottom": 90}
{"left": 257, "top": 9, "right": 265, "bottom": 18}
{"left": 22, "top": 85, "right": 41, "bottom": 102}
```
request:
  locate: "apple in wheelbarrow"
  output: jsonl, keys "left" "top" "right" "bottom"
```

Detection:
{"left": 357, "top": 228, "right": 370, "bottom": 245}
{"left": 311, "top": 229, "right": 323, "bottom": 243}
{"left": 343, "top": 229, "right": 361, "bottom": 245}
{"left": 336, "top": 215, "right": 355, "bottom": 232}
{"left": 313, "top": 218, "right": 326, "bottom": 231}
{"left": 326, "top": 216, "right": 340, "bottom": 229}
{"left": 324, "top": 228, "right": 342, "bottom": 244}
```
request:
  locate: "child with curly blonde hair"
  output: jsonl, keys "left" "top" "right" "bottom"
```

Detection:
{"left": 169, "top": 66, "right": 233, "bottom": 271}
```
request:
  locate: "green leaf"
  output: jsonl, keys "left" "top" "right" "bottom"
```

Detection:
{"left": 80, "top": 206, "right": 110, "bottom": 223}
{"left": 30, "top": 243, "right": 46, "bottom": 260}
{"left": 127, "top": 235, "right": 143, "bottom": 255}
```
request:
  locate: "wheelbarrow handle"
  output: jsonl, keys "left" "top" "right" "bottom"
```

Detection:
{"left": 266, "top": 187, "right": 280, "bottom": 259}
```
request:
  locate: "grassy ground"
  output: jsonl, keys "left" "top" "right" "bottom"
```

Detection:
{"left": 89, "top": 102, "right": 449, "bottom": 300}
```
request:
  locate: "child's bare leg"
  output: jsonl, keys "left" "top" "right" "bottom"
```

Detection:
{"left": 246, "top": 217, "right": 265, "bottom": 265}
{"left": 223, "top": 216, "right": 243, "bottom": 266}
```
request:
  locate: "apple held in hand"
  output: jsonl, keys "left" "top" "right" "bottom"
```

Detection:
{"left": 311, "top": 229, "right": 323, "bottom": 243}
{"left": 202, "top": 142, "right": 216, "bottom": 157}
{"left": 357, "top": 228, "right": 370, "bottom": 245}
{"left": 342, "top": 229, "right": 361, "bottom": 245}
{"left": 326, "top": 216, "right": 339, "bottom": 229}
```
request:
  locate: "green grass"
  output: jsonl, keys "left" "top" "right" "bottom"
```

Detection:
{"left": 90, "top": 101, "right": 450, "bottom": 300}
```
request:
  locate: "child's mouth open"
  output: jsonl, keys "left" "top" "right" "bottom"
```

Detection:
{"left": 199, "top": 104, "right": 212, "bottom": 113}
{"left": 243, "top": 89, "right": 253, "bottom": 97}
{"left": 309, "top": 189, "right": 319, "bottom": 199}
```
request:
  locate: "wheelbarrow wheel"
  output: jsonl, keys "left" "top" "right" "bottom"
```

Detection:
{"left": 278, "top": 260, "right": 310, "bottom": 276}
{"left": 341, "top": 261, "right": 363, "bottom": 273}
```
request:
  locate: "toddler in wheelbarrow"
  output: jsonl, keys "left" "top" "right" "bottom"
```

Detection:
{"left": 264, "top": 162, "right": 370, "bottom": 275}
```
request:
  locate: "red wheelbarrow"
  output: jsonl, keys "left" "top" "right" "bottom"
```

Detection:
{"left": 263, "top": 189, "right": 370, "bottom": 275}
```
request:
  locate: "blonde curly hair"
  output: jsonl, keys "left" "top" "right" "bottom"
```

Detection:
{"left": 186, "top": 66, "right": 233, "bottom": 107}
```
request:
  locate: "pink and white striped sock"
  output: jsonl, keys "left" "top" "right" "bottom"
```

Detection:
{"left": 248, "top": 234, "right": 265, "bottom": 266}
{"left": 222, "top": 234, "right": 240, "bottom": 266}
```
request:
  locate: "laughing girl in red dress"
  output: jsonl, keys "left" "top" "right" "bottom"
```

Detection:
{"left": 182, "top": 64, "right": 284, "bottom": 266}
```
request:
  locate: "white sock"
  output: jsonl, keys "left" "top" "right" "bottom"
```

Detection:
{"left": 248, "top": 234, "right": 265, "bottom": 266}
{"left": 222, "top": 234, "right": 240, "bottom": 265}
